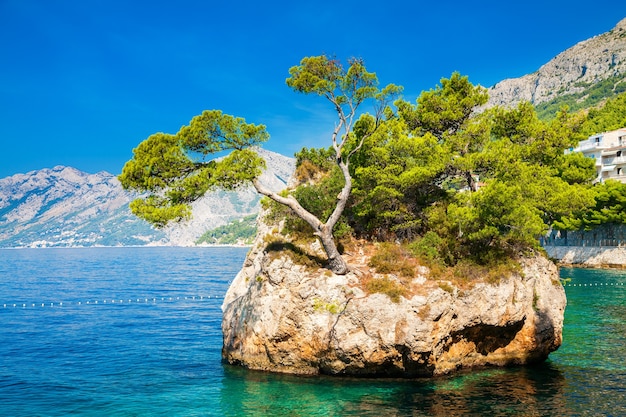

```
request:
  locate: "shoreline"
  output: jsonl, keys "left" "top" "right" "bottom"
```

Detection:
{"left": 0, "top": 244, "right": 253, "bottom": 250}
{"left": 545, "top": 246, "right": 626, "bottom": 269}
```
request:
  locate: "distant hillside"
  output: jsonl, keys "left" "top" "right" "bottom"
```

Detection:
{"left": 0, "top": 166, "right": 162, "bottom": 247}
{"left": 487, "top": 17, "right": 626, "bottom": 118}
{"left": 196, "top": 214, "right": 258, "bottom": 246}
{"left": 0, "top": 149, "right": 295, "bottom": 248}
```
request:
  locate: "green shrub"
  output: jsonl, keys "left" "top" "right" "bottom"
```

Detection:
{"left": 363, "top": 275, "right": 408, "bottom": 303}
{"left": 368, "top": 242, "right": 417, "bottom": 278}
{"left": 409, "top": 231, "right": 445, "bottom": 267}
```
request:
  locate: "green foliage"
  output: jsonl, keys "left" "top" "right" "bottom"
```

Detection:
{"left": 556, "top": 151, "right": 598, "bottom": 185}
{"left": 195, "top": 214, "right": 258, "bottom": 245}
{"left": 580, "top": 91, "right": 626, "bottom": 135}
{"left": 535, "top": 76, "right": 626, "bottom": 121}
{"left": 128, "top": 196, "right": 191, "bottom": 227}
{"left": 287, "top": 55, "right": 379, "bottom": 107}
{"left": 408, "top": 231, "right": 447, "bottom": 267}
{"left": 363, "top": 275, "right": 408, "bottom": 303}
{"left": 555, "top": 180, "right": 626, "bottom": 230}
{"left": 293, "top": 146, "right": 336, "bottom": 184}
{"left": 295, "top": 146, "right": 335, "bottom": 171}
{"left": 346, "top": 76, "right": 596, "bottom": 266}
{"left": 119, "top": 110, "right": 268, "bottom": 228}
{"left": 397, "top": 72, "right": 489, "bottom": 137}
{"left": 282, "top": 165, "right": 352, "bottom": 239}
{"left": 350, "top": 119, "right": 448, "bottom": 239}
{"left": 368, "top": 242, "right": 417, "bottom": 278}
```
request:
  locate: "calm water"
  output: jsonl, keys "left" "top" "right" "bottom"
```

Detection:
{"left": 0, "top": 247, "right": 624, "bottom": 416}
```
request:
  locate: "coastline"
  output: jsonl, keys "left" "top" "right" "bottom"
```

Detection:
{"left": 0, "top": 243, "right": 252, "bottom": 250}
{"left": 545, "top": 246, "right": 626, "bottom": 269}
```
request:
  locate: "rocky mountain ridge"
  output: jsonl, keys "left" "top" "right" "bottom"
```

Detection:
{"left": 487, "top": 17, "right": 626, "bottom": 109}
{"left": 0, "top": 149, "right": 295, "bottom": 248}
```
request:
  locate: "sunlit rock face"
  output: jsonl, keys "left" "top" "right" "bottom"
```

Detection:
{"left": 221, "top": 212, "right": 566, "bottom": 377}
{"left": 486, "top": 17, "right": 626, "bottom": 109}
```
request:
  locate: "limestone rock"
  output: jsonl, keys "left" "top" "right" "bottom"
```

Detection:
{"left": 221, "top": 215, "right": 566, "bottom": 377}
{"left": 486, "top": 17, "right": 626, "bottom": 108}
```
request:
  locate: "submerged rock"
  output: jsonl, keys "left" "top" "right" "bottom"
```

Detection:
{"left": 221, "top": 218, "right": 566, "bottom": 377}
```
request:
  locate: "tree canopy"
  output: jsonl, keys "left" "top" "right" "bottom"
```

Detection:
{"left": 120, "top": 55, "right": 399, "bottom": 274}
{"left": 339, "top": 75, "right": 595, "bottom": 265}
{"left": 119, "top": 111, "right": 268, "bottom": 227}
{"left": 120, "top": 57, "right": 606, "bottom": 274}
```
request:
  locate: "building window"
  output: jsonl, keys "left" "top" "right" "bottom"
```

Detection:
{"left": 619, "top": 151, "right": 623, "bottom": 157}
{"left": 618, "top": 168, "right": 623, "bottom": 176}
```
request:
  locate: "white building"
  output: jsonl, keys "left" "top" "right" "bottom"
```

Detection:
{"left": 569, "top": 128, "right": 626, "bottom": 183}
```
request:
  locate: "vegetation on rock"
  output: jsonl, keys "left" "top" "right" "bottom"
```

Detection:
{"left": 553, "top": 91, "right": 626, "bottom": 232}
{"left": 120, "top": 52, "right": 626, "bottom": 277}
{"left": 536, "top": 75, "right": 626, "bottom": 121}
{"left": 276, "top": 74, "right": 596, "bottom": 273}
{"left": 120, "top": 55, "right": 400, "bottom": 275}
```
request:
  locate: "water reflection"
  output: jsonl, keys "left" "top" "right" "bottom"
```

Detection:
{"left": 218, "top": 267, "right": 626, "bottom": 416}
{"left": 220, "top": 363, "right": 569, "bottom": 416}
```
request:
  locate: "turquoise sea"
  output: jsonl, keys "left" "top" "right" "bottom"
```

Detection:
{"left": 0, "top": 247, "right": 624, "bottom": 416}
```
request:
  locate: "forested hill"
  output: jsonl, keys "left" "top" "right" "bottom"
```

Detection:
{"left": 486, "top": 17, "right": 626, "bottom": 117}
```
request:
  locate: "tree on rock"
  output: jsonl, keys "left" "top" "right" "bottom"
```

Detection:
{"left": 119, "top": 55, "right": 400, "bottom": 275}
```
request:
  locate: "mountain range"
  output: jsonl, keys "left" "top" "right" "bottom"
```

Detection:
{"left": 2, "top": 17, "right": 626, "bottom": 248}
{"left": 0, "top": 149, "right": 294, "bottom": 247}
{"left": 487, "top": 17, "right": 626, "bottom": 111}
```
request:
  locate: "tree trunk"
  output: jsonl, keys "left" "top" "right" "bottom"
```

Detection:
{"left": 252, "top": 178, "right": 350, "bottom": 275}
{"left": 316, "top": 225, "right": 349, "bottom": 275}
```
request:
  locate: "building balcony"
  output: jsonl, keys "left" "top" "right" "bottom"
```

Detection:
{"left": 602, "top": 156, "right": 626, "bottom": 165}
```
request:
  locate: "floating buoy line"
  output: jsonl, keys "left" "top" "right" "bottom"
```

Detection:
{"left": 564, "top": 282, "right": 625, "bottom": 288}
{"left": 2, "top": 283, "right": 622, "bottom": 309}
{"left": 2, "top": 294, "right": 224, "bottom": 309}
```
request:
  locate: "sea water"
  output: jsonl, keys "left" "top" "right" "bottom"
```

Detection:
{"left": 0, "top": 247, "right": 624, "bottom": 416}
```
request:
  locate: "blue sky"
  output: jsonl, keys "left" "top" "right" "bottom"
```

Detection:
{"left": 1, "top": 0, "right": 626, "bottom": 177}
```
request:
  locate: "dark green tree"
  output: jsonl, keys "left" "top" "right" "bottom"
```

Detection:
{"left": 119, "top": 55, "right": 400, "bottom": 274}
{"left": 348, "top": 77, "right": 596, "bottom": 264}
{"left": 555, "top": 180, "right": 626, "bottom": 230}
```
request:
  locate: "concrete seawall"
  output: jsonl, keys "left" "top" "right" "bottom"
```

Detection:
{"left": 545, "top": 246, "right": 626, "bottom": 268}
